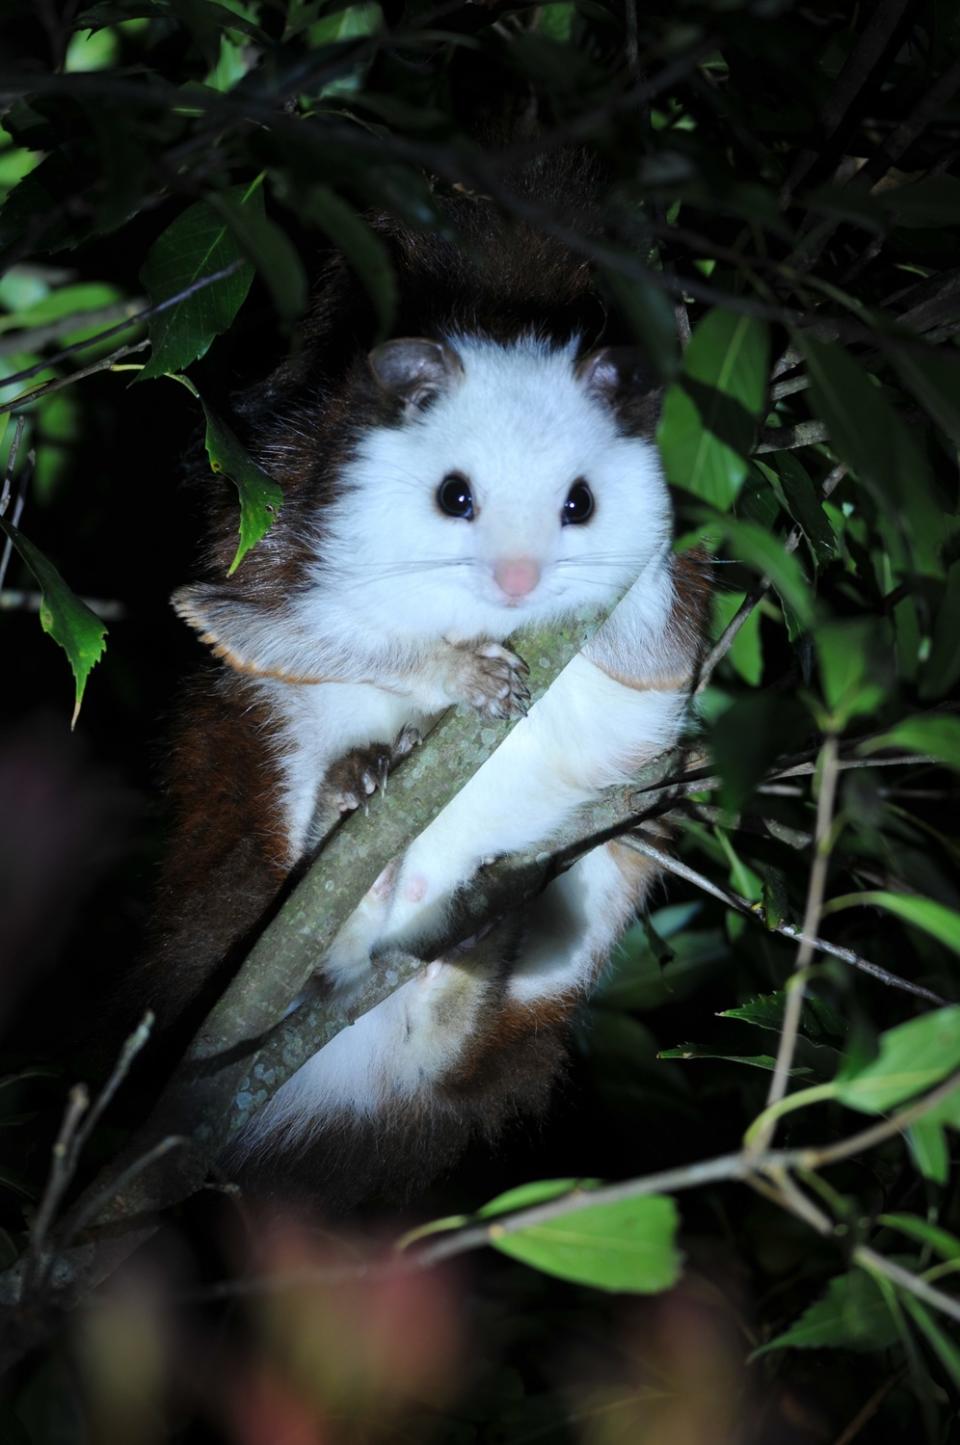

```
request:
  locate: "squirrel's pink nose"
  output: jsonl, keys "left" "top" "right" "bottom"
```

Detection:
{"left": 494, "top": 557, "right": 541, "bottom": 599}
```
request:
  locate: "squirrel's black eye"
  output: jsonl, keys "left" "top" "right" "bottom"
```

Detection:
{"left": 436, "top": 472, "right": 475, "bottom": 520}
{"left": 562, "top": 479, "right": 594, "bottom": 525}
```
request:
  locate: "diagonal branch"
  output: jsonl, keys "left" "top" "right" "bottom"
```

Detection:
{"left": 8, "top": 604, "right": 622, "bottom": 1307}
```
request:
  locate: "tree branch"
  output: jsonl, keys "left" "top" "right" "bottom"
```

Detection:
{"left": 183, "top": 1073, "right": 960, "bottom": 1314}
{"left": 16, "top": 603, "right": 623, "bottom": 1305}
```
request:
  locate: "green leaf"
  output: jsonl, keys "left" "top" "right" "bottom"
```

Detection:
{"left": 295, "top": 183, "right": 396, "bottom": 335}
{"left": 0, "top": 517, "right": 106, "bottom": 726}
{"left": 710, "top": 589, "right": 762, "bottom": 684}
{"left": 900, "top": 1297, "right": 960, "bottom": 1390}
{"left": 710, "top": 692, "right": 793, "bottom": 815}
{"left": 209, "top": 190, "right": 307, "bottom": 322}
{"left": 922, "top": 1080, "right": 960, "bottom": 1130}
{"left": 830, "top": 1006, "right": 960, "bottom": 1114}
{"left": 719, "top": 990, "right": 845, "bottom": 1042}
{"left": 201, "top": 402, "right": 283, "bottom": 575}
{"left": 478, "top": 1179, "right": 598, "bottom": 1219}
{"left": 907, "top": 1119, "right": 949, "bottom": 1185}
{"left": 878, "top": 1215, "right": 960, "bottom": 1262}
{"left": 658, "top": 1045, "right": 809, "bottom": 1074}
{"left": 756, "top": 454, "right": 837, "bottom": 569}
{"left": 797, "top": 337, "right": 943, "bottom": 578}
{"left": 538, "top": 2, "right": 574, "bottom": 41}
{"left": 825, "top": 894, "right": 960, "bottom": 958}
{"left": 0, "top": 281, "right": 126, "bottom": 339}
{"left": 138, "top": 183, "right": 259, "bottom": 380}
{"left": 490, "top": 1194, "right": 681, "bottom": 1294}
{"left": 657, "top": 310, "right": 770, "bottom": 509}
{"left": 753, "top": 1271, "right": 899, "bottom": 1356}
{"left": 698, "top": 514, "right": 815, "bottom": 627}
{"left": 861, "top": 715, "right": 960, "bottom": 772}
{"left": 814, "top": 619, "right": 891, "bottom": 729}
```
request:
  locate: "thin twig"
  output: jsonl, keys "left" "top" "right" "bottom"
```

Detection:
{"left": 696, "top": 464, "right": 846, "bottom": 693}
{"left": 757, "top": 735, "right": 841, "bottom": 1151}
{"left": 56, "top": 1137, "right": 188, "bottom": 1261}
{"left": 0, "top": 260, "right": 240, "bottom": 387}
{"left": 0, "top": 340, "right": 150, "bottom": 416}
{"left": 832, "top": 1372, "right": 903, "bottom": 1445}
{"left": 801, "top": 1069, "right": 960, "bottom": 1169}
{"left": 0, "top": 416, "right": 28, "bottom": 591}
{"left": 754, "top": 420, "right": 830, "bottom": 454}
{"left": 621, "top": 831, "right": 942, "bottom": 1006}
{"left": 18, "top": 1017, "right": 155, "bottom": 1300}
{"left": 761, "top": 1165, "right": 833, "bottom": 1237}
{"left": 781, "top": 0, "right": 911, "bottom": 203}
{"left": 69, "top": 1013, "right": 154, "bottom": 1172}
{"left": 181, "top": 1071, "right": 960, "bottom": 1302}
{"left": 0, "top": 297, "right": 145, "bottom": 360}
{"left": 770, "top": 373, "right": 811, "bottom": 401}
{"left": 22, "top": 1085, "right": 89, "bottom": 1300}
{"left": 855, "top": 1247, "right": 960, "bottom": 1327}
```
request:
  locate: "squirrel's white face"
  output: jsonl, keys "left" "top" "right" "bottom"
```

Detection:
{"left": 320, "top": 335, "right": 673, "bottom": 643}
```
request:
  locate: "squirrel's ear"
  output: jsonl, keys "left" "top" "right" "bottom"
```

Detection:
{"left": 172, "top": 585, "right": 325, "bottom": 684}
{"left": 576, "top": 346, "right": 662, "bottom": 434}
{"left": 368, "top": 338, "right": 464, "bottom": 410}
{"left": 576, "top": 347, "right": 658, "bottom": 403}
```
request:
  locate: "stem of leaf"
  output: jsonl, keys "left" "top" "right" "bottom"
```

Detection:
{"left": 744, "top": 1081, "right": 838, "bottom": 1148}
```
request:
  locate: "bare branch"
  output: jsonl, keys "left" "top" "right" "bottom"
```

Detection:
{"left": 184, "top": 1074, "right": 960, "bottom": 1302}
{"left": 0, "top": 340, "right": 150, "bottom": 417}
{"left": 0, "top": 297, "right": 145, "bottom": 360}
{"left": 832, "top": 1373, "right": 904, "bottom": 1445}
{"left": 69, "top": 1014, "right": 154, "bottom": 1171}
{"left": 621, "top": 830, "right": 944, "bottom": 1006}
{"left": 755, "top": 420, "right": 830, "bottom": 454}
{"left": 22, "top": 1085, "right": 89, "bottom": 1300}
{"left": 0, "top": 416, "right": 29, "bottom": 592}
{"left": 781, "top": 0, "right": 912, "bottom": 202}
{"left": 854, "top": 1247, "right": 960, "bottom": 1328}
{"left": 0, "top": 260, "right": 241, "bottom": 386}
{"left": 755, "top": 734, "right": 841, "bottom": 1152}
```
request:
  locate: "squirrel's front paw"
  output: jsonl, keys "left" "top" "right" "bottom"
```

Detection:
{"left": 324, "top": 726, "right": 421, "bottom": 813}
{"left": 445, "top": 641, "right": 531, "bottom": 720}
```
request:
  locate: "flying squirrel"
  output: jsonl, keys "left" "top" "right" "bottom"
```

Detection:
{"left": 143, "top": 153, "right": 711, "bottom": 1205}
